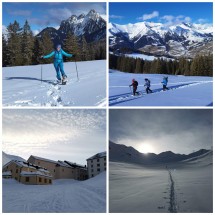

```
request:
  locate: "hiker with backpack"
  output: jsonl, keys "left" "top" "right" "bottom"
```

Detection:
{"left": 129, "top": 79, "right": 138, "bottom": 96}
{"left": 161, "top": 76, "right": 169, "bottom": 91}
{"left": 144, "top": 78, "right": 153, "bottom": 94}
{"left": 41, "top": 44, "right": 74, "bottom": 83}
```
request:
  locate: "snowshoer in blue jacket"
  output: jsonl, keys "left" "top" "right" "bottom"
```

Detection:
{"left": 41, "top": 44, "right": 74, "bottom": 83}
{"left": 161, "top": 76, "right": 169, "bottom": 91}
{"left": 144, "top": 78, "right": 153, "bottom": 94}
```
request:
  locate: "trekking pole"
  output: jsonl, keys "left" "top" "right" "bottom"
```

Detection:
{"left": 41, "top": 64, "right": 43, "bottom": 85}
{"left": 74, "top": 56, "right": 79, "bottom": 81}
{"left": 129, "top": 86, "right": 132, "bottom": 94}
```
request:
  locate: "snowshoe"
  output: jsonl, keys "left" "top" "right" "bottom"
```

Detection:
{"left": 62, "top": 76, "right": 68, "bottom": 85}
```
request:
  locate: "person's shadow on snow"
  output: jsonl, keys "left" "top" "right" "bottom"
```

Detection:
{"left": 4, "top": 77, "right": 54, "bottom": 84}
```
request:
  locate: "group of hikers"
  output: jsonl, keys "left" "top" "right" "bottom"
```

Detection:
{"left": 129, "top": 76, "right": 169, "bottom": 96}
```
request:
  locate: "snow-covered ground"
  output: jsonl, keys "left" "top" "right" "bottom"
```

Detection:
{"left": 109, "top": 70, "right": 213, "bottom": 106}
{"left": 125, "top": 53, "right": 174, "bottom": 61}
{"left": 109, "top": 152, "right": 212, "bottom": 213}
{"left": 3, "top": 172, "right": 106, "bottom": 213}
{"left": 3, "top": 60, "right": 106, "bottom": 107}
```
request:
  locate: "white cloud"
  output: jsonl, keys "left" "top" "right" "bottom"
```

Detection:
{"left": 197, "top": 18, "right": 208, "bottom": 24}
{"left": 160, "top": 14, "right": 192, "bottom": 27}
{"left": 7, "top": 9, "right": 32, "bottom": 16}
{"left": 109, "top": 15, "right": 124, "bottom": 19}
{"left": 137, "top": 11, "right": 159, "bottom": 21}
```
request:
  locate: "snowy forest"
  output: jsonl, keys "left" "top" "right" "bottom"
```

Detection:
{"left": 109, "top": 54, "right": 213, "bottom": 77}
{"left": 2, "top": 20, "right": 106, "bottom": 67}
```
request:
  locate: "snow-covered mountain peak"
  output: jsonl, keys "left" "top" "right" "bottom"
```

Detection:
{"left": 109, "top": 20, "right": 213, "bottom": 58}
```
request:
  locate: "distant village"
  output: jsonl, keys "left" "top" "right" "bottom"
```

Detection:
{"left": 3, "top": 152, "right": 106, "bottom": 185}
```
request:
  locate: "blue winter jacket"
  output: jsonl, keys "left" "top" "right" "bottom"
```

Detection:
{"left": 162, "top": 78, "right": 168, "bottom": 86}
{"left": 43, "top": 49, "right": 73, "bottom": 62}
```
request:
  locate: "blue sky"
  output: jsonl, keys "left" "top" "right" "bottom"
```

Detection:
{"left": 3, "top": 2, "right": 106, "bottom": 35}
{"left": 109, "top": 2, "right": 213, "bottom": 25}
{"left": 110, "top": 109, "right": 212, "bottom": 154}
{"left": 3, "top": 109, "right": 106, "bottom": 165}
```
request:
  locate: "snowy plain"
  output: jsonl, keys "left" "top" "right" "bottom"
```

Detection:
{"left": 3, "top": 172, "right": 106, "bottom": 213}
{"left": 109, "top": 70, "right": 213, "bottom": 106}
{"left": 3, "top": 60, "right": 106, "bottom": 107}
{"left": 109, "top": 152, "right": 212, "bottom": 213}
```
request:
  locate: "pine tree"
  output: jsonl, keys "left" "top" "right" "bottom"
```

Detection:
{"left": 64, "top": 32, "right": 81, "bottom": 61}
{"left": 41, "top": 32, "right": 54, "bottom": 64}
{"left": 7, "top": 20, "right": 22, "bottom": 66}
{"left": 2, "top": 35, "right": 9, "bottom": 67}
{"left": 81, "top": 36, "right": 90, "bottom": 61}
{"left": 21, "top": 20, "right": 34, "bottom": 65}
{"left": 32, "top": 38, "right": 44, "bottom": 65}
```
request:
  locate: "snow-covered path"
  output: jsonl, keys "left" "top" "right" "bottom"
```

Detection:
{"left": 109, "top": 70, "right": 213, "bottom": 106}
{"left": 3, "top": 60, "right": 106, "bottom": 107}
{"left": 109, "top": 152, "right": 212, "bottom": 213}
{"left": 3, "top": 172, "right": 106, "bottom": 213}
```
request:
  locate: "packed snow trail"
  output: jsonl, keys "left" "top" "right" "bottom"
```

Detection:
{"left": 3, "top": 172, "right": 106, "bottom": 213}
{"left": 109, "top": 70, "right": 213, "bottom": 106}
{"left": 3, "top": 60, "right": 106, "bottom": 107}
{"left": 109, "top": 82, "right": 198, "bottom": 106}
{"left": 168, "top": 170, "right": 177, "bottom": 213}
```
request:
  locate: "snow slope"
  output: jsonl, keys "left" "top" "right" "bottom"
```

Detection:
{"left": 3, "top": 172, "right": 106, "bottom": 213}
{"left": 109, "top": 152, "right": 212, "bottom": 213}
{"left": 109, "top": 70, "right": 213, "bottom": 106}
{"left": 2, "top": 152, "right": 26, "bottom": 166}
{"left": 3, "top": 60, "right": 106, "bottom": 107}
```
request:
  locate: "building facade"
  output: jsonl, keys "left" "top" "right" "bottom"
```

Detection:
{"left": 87, "top": 152, "right": 106, "bottom": 178}
{"left": 2, "top": 160, "right": 52, "bottom": 185}
{"left": 28, "top": 155, "right": 87, "bottom": 180}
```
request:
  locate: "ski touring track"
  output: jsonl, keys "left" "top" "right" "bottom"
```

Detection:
{"left": 168, "top": 170, "right": 177, "bottom": 213}
{"left": 109, "top": 81, "right": 211, "bottom": 106}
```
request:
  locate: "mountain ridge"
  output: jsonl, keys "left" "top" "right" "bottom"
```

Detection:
{"left": 109, "top": 21, "right": 213, "bottom": 58}
{"left": 37, "top": 9, "right": 106, "bottom": 44}
{"left": 109, "top": 141, "right": 211, "bottom": 164}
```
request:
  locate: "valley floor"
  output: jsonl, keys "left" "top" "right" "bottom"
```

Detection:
{"left": 109, "top": 159, "right": 212, "bottom": 213}
{"left": 109, "top": 70, "right": 213, "bottom": 106}
{"left": 3, "top": 172, "right": 106, "bottom": 213}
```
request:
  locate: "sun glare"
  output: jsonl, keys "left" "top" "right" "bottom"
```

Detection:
{"left": 138, "top": 143, "right": 154, "bottom": 154}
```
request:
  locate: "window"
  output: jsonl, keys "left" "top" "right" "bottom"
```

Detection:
{"left": 104, "top": 162, "right": 106, "bottom": 166}
{"left": 62, "top": 169, "right": 64, "bottom": 172}
{"left": 91, "top": 169, "right": 94, "bottom": 172}
{"left": 54, "top": 169, "right": 55, "bottom": 172}
{"left": 97, "top": 163, "right": 100, "bottom": 167}
{"left": 91, "top": 174, "right": 94, "bottom": 177}
{"left": 49, "top": 179, "right": 51, "bottom": 184}
{"left": 44, "top": 179, "right": 47, "bottom": 183}
{"left": 97, "top": 168, "right": 100, "bottom": 172}
{"left": 15, "top": 177, "right": 17, "bottom": 180}
{"left": 38, "top": 162, "right": 40, "bottom": 165}
{"left": 16, "top": 169, "right": 18, "bottom": 173}
{"left": 97, "top": 159, "right": 99, "bottom": 162}
{"left": 104, "top": 157, "right": 106, "bottom": 161}
{"left": 104, "top": 167, "right": 106, "bottom": 171}
{"left": 26, "top": 177, "right": 29, "bottom": 182}
{"left": 91, "top": 160, "right": 93, "bottom": 163}
{"left": 91, "top": 164, "right": 93, "bottom": 168}
{"left": 39, "top": 178, "right": 42, "bottom": 182}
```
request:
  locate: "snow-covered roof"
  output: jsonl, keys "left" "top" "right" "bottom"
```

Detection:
{"left": 87, "top": 152, "right": 106, "bottom": 160}
{"left": 64, "top": 160, "right": 86, "bottom": 169}
{"left": 30, "top": 155, "right": 58, "bottom": 164}
{"left": 20, "top": 171, "right": 52, "bottom": 178}
{"left": 2, "top": 171, "right": 12, "bottom": 176}
{"left": 3, "top": 160, "right": 50, "bottom": 173}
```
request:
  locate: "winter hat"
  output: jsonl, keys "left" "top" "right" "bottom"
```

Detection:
{"left": 132, "top": 79, "right": 135, "bottom": 82}
{"left": 56, "top": 44, "right": 61, "bottom": 49}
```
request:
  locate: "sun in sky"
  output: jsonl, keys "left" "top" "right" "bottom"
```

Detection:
{"left": 137, "top": 143, "right": 154, "bottom": 154}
